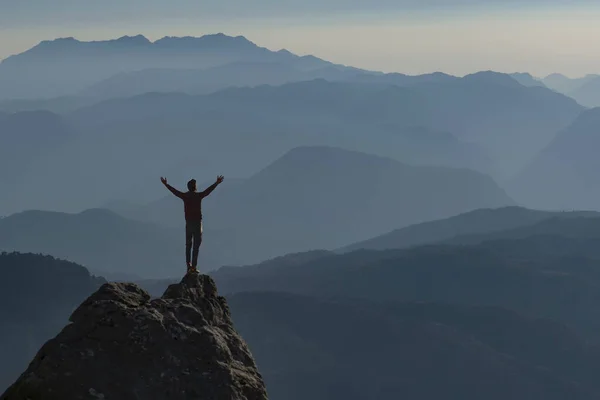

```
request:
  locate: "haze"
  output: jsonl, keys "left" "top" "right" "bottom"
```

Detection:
{"left": 6, "top": 1, "right": 600, "bottom": 399}
{"left": 2, "top": 0, "right": 600, "bottom": 76}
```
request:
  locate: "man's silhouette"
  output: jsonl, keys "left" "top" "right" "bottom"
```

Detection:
{"left": 161, "top": 175, "right": 224, "bottom": 273}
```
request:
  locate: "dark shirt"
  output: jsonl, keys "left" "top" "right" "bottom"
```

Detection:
{"left": 165, "top": 182, "right": 219, "bottom": 221}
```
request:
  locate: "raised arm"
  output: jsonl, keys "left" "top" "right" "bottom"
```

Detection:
{"left": 160, "top": 177, "right": 184, "bottom": 199}
{"left": 201, "top": 175, "right": 224, "bottom": 198}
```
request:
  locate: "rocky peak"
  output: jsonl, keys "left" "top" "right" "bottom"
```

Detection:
{"left": 1, "top": 274, "right": 268, "bottom": 400}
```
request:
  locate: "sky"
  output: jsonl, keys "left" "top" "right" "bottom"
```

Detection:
{"left": 1, "top": 0, "right": 600, "bottom": 77}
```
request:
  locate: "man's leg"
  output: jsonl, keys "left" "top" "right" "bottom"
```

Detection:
{"left": 185, "top": 223, "right": 193, "bottom": 267}
{"left": 191, "top": 221, "right": 203, "bottom": 268}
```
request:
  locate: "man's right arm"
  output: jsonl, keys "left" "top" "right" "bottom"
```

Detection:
{"left": 161, "top": 177, "right": 184, "bottom": 199}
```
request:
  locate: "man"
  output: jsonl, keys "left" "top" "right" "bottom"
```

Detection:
{"left": 160, "top": 175, "right": 224, "bottom": 274}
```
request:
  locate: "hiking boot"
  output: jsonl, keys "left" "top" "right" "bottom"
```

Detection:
{"left": 185, "top": 263, "right": 198, "bottom": 274}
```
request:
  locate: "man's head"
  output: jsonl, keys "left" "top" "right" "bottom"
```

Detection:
{"left": 187, "top": 179, "right": 197, "bottom": 192}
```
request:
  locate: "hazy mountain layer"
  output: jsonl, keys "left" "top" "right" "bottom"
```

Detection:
{"left": 510, "top": 108, "right": 600, "bottom": 210}
{"left": 343, "top": 206, "right": 598, "bottom": 252}
{"left": 0, "top": 253, "right": 104, "bottom": 391}
{"left": 0, "top": 34, "right": 359, "bottom": 99}
{"left": 110, "top": 146, "right": 514, "bottom": 266}
{"left": 230, "top": 292, "right": 600, "bottom": 400}
{"left": 212, "top": 231, "right": 600, "bottom": 340}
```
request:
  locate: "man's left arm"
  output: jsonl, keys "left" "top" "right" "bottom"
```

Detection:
{"left": 201, "top": 175, "right": 224, "bottom": 197}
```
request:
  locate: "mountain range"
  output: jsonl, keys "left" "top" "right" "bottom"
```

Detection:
{"left": 108, "top": 146, "right": 514, "bottom": 266}
{"left": 10, "top": 213, "right": 600, "bottom": 397}
{"left": 7, "top": 230, "right": 600, "bottom": 398}
{"left": 0, "top": 35, "right": 588, "bottom": 218}
{"left": 0, "top": 34, "right": 363, "bottom": 100}
{"left": 7, "top": 30, "right": 600, "bottom": 400}
{"left": 343, "top": 206, "right": 599, "bottom": 252}
{"left": 541, "top": 73, "right": 600, "bottom": 107}
{"left": 229, "top": 292, "right": 600, "bottom": 400}
{"left": 212, "top": 231, "right": 600, "bottom": 342}
{"left": 542, "top": 73, "right": 596, "bottom": 94}
{"left": 0, "top": 147, "right": 514, "bottom": 275}
{"left": 0, "top": 70, "right": 583, "bottom": 216}
{"left": 80, "top": 61, "right": 363, "bottom": 100}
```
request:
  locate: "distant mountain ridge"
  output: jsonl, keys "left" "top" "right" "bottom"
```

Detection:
{"left": 210, "top": 229, "right": 600, "bottom": 341}
{"left": 110, "top": 145, "right": 513, "bottom": 265}
{"left": 0, "top": 147, "right": 513, "bottom": 275}
{"left": 0, "top": 32, "right": 573, "bottom": 103}
{"left": 509, "top": 72, "right": 546, "bottom": 88}
{"left": 3, "top": 34, "right": 277, "bottom": 62}
{"left": 567, "top": 77, "right": 600, "bottom": 107}
{"left": 345, "top": 71, "right": 457, "bottom": 86}
{"left": 79, "top": 61, "right": 364, "bottom": 99}
{"left": 0, "top": 71, "right": 581, "bottom": 215}
{"left": 0, "top": 33, "right": 365, "bottom": 99}
{"left": 443, "top": 216, "right": 600, "bottom": 246}
{"left": 342, "top": 206, "right": 599, "bottom": 252}
{"left": 540, "top": 73, "right": 600, "bottom": 106}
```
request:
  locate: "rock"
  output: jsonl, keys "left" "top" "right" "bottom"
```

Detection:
{"left": 1, "top": 274, "right": 268, "bottom": 400}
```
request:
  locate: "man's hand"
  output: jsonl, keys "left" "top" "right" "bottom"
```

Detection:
{"left": 201, "top": 175, "right": 224, "bottom": 197}
{"left": 162, "top": 177, "right": 184, "bottom": 198}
